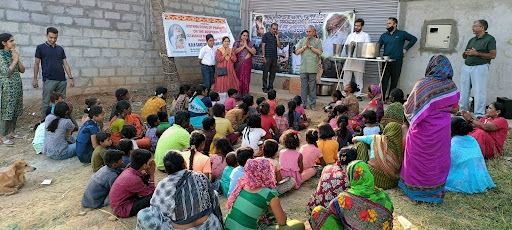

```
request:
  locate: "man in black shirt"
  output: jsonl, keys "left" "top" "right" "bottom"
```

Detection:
{"left": 261, "top": 23, "right": 283, "bottom": 93}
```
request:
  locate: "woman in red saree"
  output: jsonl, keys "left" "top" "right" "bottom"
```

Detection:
{"left": 213, "top": 36, "right": 239, "bottom": 93}
{"left": 233, "top": 30, "right": 256, "bottom": 99}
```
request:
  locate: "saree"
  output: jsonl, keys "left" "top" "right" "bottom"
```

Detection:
{"left": 470, "top": 116, "right": 509, "bottom": 159}
{"left": 136, "top": 170, "right": 224, "bottom": 230}
{"left": 310, "top": 161, "right": 393, "bottom": 230}
{"left": 380, "top": 102, "right": 404, "bottom": 127}
{"left": 213, "top": 48, "right": 239, "bottom": 93}
{"left": 350, "top": 85, "right": 384, "bottom": 128}
{"left": 189, "top": 96, "right": 209, "bottom": 129}
{"left": 233, "top": 35, "right": 254, "bottom": 97}
{"left": 399, "top": 55, "right": 459, "bottom": 203}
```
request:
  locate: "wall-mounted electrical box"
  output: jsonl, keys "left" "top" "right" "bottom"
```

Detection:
{"left": 425, "top": 24, "right": 452, "bottom": 48}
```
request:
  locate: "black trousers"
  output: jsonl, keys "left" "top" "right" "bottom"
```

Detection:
{"left": 129, "top": 195, "right": 152, "bottom": 217}
{"left": 381, "top": 59, "right": 403, "bottom": 99}
{"left": 262, "top": 58, "right": 278, "bottom": 90}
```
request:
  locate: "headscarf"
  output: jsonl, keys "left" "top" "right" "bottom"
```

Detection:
{"left": 226, "top": 158, "right": 276, "bottom": 210}
{"left": 372, "top": 122, "right": 403, "bottom": 180}
{"left": 381, "top": 102, "right": 404, "bottom": 126}
{"left": 346, "top": 160, "right": 393, "bottom": 212}
{"left": 233, "top": 30, "right": 254, "bottom": 71}
{"left": 404, "top": 55, "right": 459, "bottom": 126}
{"left": 369, "top": 84, "right": 382, "bottom": 100}
{"left": 350, "top": 85, "right": 384, "bottom": 127}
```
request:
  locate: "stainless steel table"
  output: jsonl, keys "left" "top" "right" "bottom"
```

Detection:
{"left": 327, "top": 56, "right": 395, "bottom": 91}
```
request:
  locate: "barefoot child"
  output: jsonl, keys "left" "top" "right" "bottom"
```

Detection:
{"left": 279, "top": 130, "right": 304, "bottom": 189}
{"left": 91, "top": 132, "right": 113, "bottom": 172}
{"left": 263, "top": 139, "right": 296, "bottom": 195}
{"left": 145, "top": 114, "right": 159, "bottom": 153}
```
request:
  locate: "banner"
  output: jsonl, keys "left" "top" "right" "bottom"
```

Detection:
{"left": 250, "top": 12, "right": 355, "bottom": 75}
{"left": 162, "top": 13, "right": 234, "bottom": 57}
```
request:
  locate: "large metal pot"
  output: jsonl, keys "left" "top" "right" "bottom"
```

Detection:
{"left": 355, "top": 42, "right": 380, "bottom": 58}
{"left": 345, "top": 44, "right": 355, "bottom": 57}
{"left": 316, "top": 82, "right": 336, "bottom": 96}
{"left": 333, "top": 44, "right": 343, "bottom": 56}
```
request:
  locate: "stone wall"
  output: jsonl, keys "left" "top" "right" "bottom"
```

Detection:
{"left": 0, "top": 0, "right": 241, "bottom": 102}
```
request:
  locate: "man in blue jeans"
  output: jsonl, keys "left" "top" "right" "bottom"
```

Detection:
{"left": 198, "top": 34, "right": 217, "bottom": 96}
{"left": 460, "top": 19, "right": 496, "bottom": 118}
{"left": 33, "top": 27, "right": 75, "bottom": 121}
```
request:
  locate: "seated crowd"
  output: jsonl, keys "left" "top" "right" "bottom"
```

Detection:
{"left": 36, "top": 55, "right": 508, "bottom": 229}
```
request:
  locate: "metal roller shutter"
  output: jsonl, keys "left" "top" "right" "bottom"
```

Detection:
{"left": 245, "top": 0, "right": 399, "bottom": 88}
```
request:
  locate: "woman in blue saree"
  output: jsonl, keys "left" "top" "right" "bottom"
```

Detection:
{"left": 189, "top": 84, "right": 213, "bottom": 129}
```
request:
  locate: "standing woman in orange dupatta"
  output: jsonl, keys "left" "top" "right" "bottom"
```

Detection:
{"left": 213, "top": 36, "right": 239, "bottom": 94}
{"left": 233, "top": 30, "right": 256, "bottom": 99}
{"left": 399, "top": 55, "right": 459, "bottom": 204}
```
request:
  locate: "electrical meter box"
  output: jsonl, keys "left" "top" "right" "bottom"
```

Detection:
{"left": 425, "top": 24, "right": 452, "bottom": 49}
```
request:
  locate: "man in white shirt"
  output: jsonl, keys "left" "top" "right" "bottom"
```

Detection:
{"left": 343, "top": 18, "right": 371, "bottom": 100}
{"left": 198, "top": 34, "right": 217, "bottom": 95}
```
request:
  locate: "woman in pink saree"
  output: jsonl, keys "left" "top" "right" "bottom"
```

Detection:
{"left": 233, "top": 30, "right": 256, "bottom": 98}
{"left": 399, "top": 55, "right": 459, "bottom": 204}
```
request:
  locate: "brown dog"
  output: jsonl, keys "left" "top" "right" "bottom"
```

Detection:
{"left": 0, "top": 160, "right": 36, "bottom": 196}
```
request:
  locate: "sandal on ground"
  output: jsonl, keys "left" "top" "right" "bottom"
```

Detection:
{"left": 2, "top": 139, "right": 14, "bottom": 145}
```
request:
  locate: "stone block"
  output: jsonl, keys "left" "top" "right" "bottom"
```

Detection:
{"left": 122, "top": 13, "right": 138, "bottom": 21}
{"left": 31, "top": 13, "right": 51, "bottom": 23}
{"left": 87, "top": 9, "right": 103, "bottom": 18}
{"left": 110, "top": 77, "right": 126, "bottom": 85}
{"left": 92, "top": 58, "right": 111, "bottom": 68}
{"left": 66, "top": 47, "right": 83, "bottom": 57}
{"left": 46, "top": 5, "right": 65, "bottom": 14}
{"left": 93, "top": 77, "right": 110, "bottom": 86}
{"left": 118, "top": 49, "right": 134, "bottom": 57}
{"left": 125, "top": 40, "right": 140, "bottom": 49}
{"left": 6, "top": 10, "right": 30, "bottom": 22}
{"left": 93, "top": 19, "right": 110, "bottom": 28}
{"left": 101, "top": 30, "right": 118, "bottom": 38}
{"left": 109, "top": 39, "right": 125, "bottom": 48}
{"left": 21, "top": 0, "right": 43, "bottom": 12}
{"left": 0, "top": 9, "right": 4, "bottom": 19}
{"left": 56, "top": 37, "right": 72, "bottom": 46}
{"left": 72, "top": 37, "right": 91, "bottom": 46}
{"left": 105, "top": 11, "right": 121, "bottom": 20}
{"left": 83, "top": 48, "right": 100, "bottom": 57}
{"left": 54, "top": 16, "right": 73, "bottom": 25}
{"left": 15, "top": 34, "right": 30, "bottom": 46}
{"left": 101, "top": 48, "right": 118, "bottom": 57}
{"left": 146, "top": 67, "right": 162, "bottom": 75}
{"left": 100, "top": 68, "right": 116, "bottom": 77}
{"left": 91, "top": 38, "right": 110, "bottom": 48}
{"left": 4, "top": 0, "right": 20, "bottom": 10}
{"left": 59, "top": 0, "right": 77, "bottom": 4}
{"left": 72, "top": 58, "right": 92, "bottom": 67}
{"left": 78, "top": 0, "right": 96, "bottom": 7}
{"left": 74, "top": 18, "right": 92, "bottom": 27}
{"left": 83, "top": 28, "right": 101, "bottom": 37}
{"left": 181, "top": 3, "right": 193, "bottom": 11}
{"left": 20, "top": 23, "right": 43, "bottom": 34}
{"left": 19, "top": 46, "right": 36, "bottom": 56}
{"left": 2, "top": 21, "right": 20, "bottom": 33}
{"left": 193, "top": 5, "right": 204, "bottom": 13}
{"left": 116, "top": 67, "right": 131, "bottom": 76}
{"left": 66, "top": 7, "right": 84, "bottom": 16}
{"left": 114, "top": 3, "right": 130, "bottom": 11}
{"left": 132, "top": 67, "right": 144, "bottom": 75}
{"left": 116, "top": 22, "right": 132, "bottom": 30}
{"left": 97, "top": 1, "right": 113, "bottom": 9}
{"left": 63, "top": 27, "right": 82, "bottom": 36}
{"left": 126, "top": 76, "right": 141, "bottom": 85}
{"left": 81, "top": 68, "right": 99, "bottom": 77}
{"left": 131, "top": 5, "right": 143, "bottom": 13}
{"left": 140, "top": 75, "right": 154, "bottom": 84}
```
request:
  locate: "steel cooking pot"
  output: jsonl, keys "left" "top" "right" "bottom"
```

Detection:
{"left": 316, "top": 82, "right": 336, "bottom": 96}
{"left": 355, "top": 42, "right": 380, "bottom": 58}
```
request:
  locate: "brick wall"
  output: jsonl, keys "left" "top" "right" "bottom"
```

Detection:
{"left": 0, "top": 0, "right": 241, "bottom": 101}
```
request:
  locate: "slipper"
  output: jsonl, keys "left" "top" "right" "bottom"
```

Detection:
{"left": 12, "top": 134, "right": 24, "bottom": 139}
{"left": 2, "top": 139, "right": 14, "bottom": 145}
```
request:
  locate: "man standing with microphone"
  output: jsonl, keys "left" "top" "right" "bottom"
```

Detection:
{"left": 343, "top": 18, "right": 371, "bottom": 101}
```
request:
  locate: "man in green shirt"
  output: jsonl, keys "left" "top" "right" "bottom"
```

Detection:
{"left": 294, "top": 25, "right": 323, "bottom": 110}
{"left": 460, "top": 19, "right": 496, "bottom": 118}
{"left": 154, "top": 111, "right": 190, "bottom": 171}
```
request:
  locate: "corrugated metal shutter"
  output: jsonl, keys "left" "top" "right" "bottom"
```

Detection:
{"left": 246, "top": 0, "right": 399, "bottom": 87}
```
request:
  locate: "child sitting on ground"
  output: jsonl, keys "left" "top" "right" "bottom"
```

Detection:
{"left": 156, "top": 111, "right": 171, "bottom": 131}
{"left": 263, "top": 139, "right": 296, "bottom": 195}
{"left": 109, "top": 149, "right": 155, "bottom": 218}
{"left": 255, "top": 96, "right": 266, "bottom": 114}
{"left": 48, "top": 92, "right": 63, "bottom": 115}
{"left": 116, "top": 139, "right": 133, "bottom": 169}
{"left": 225, "top": 102, "right": 249, "bottom": 133}
{"left": 331, "top": 90, "right": 344, "bottom": 106}
{"left": 220, "top": 152, "right": 237, "bottom": 197}
{"left": 328, "top": 105, "right": 349, "bottom": 130}
{"left": 76, "top": 106, "right": 105, "bottom": 164}
{"left": 274, "top": 104, "right": 288, "bottom": 135}
{"left": 241, "top": 115, "right": 267, "bottom": 154}
{"left": 210, "top": 138, "right": 233, "bottom": 181}
{"left": 121, "top": 125, "right": 141, "bottom": 150}
{"left": 91, "top": 132, "right": 113, "bottom": 172}
{"left": 209, "top": 91, "right": 220, "bottom": 106}
{"left": 279, "top": 130, "right": 304, "bottom": 189}
{"left": 201, "top": 117, "right": 219, "bottom": 155}
{"left": 213, "top": 103, "right": 239, "bottom": 144}
{"left": 32, "top": 109, "right": 51, "bottom": 154}
{"left": 285, "top": 100, "right": 301, "bottom": 131}
{"left": 335, "top": 115, "right": 353, "bottom": 149}
{"left": 48, "top": 92, "right": 78, "bottom": 143}
{"left": 145, "top": 114, "right": 159, "bottom": 153}
{"left": 267, "top": 89, "right": 278, "bottom": 116}
{"left": 228, "top": 146, "right": 254, "bottom": 196}
{"left": 225, "top": 88, "right": 238, "bottom": 111}
{"left": 293, "top": 96, "right": 310, "bottom": 129}
{"left": 317, "top": 123, "right": 339, "bottom": 164}
{"left": 300, "top": 129, "right": 326, "bottom": 182}
{"left": 259, "top": 102, "right": 279, "bottom": 140}
{"left": 182, "top": 131, "right": 212, "bottom": 180}
{"left": 173, "top": 84, "right": 192, "bottom": 112}
{"left": 82, "top": 98, "right": 101, "bottom": 125}
{"left": 243, "top": 95, "right": 257, "bottom": 116}
{"left": 362, "top": 110, "right": 380, "bottom": 136}
{"left": 82, "top": 149, "right": 124, "bottom": 209}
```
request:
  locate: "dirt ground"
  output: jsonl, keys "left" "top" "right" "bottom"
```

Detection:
{"left": 0, "top": 88, "right": 337, "bottom": 230}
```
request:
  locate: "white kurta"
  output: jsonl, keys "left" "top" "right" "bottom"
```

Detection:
{"left": 343, "top": 31, "right": 371, "bottom": 73}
